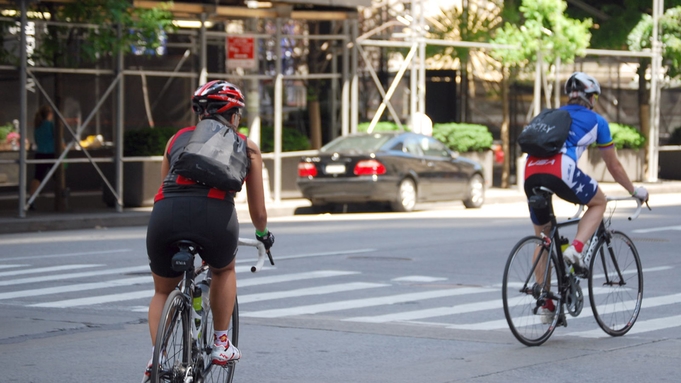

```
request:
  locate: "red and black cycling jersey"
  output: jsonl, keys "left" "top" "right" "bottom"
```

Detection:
{"left": 153, "top": 126, "right": 247, "bottom": 202}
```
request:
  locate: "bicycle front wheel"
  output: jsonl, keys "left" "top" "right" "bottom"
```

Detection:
{"left": 202, "top": 298, "right": 239, "bottom": 383}
{"left": 152, "top": 290, "right": 191, "bottom": 383}
{"left": 588, "top": 230, "right": 643, "bottom": 336}
{"left": 502, "top": 236, "right": 561, "bottom": 346}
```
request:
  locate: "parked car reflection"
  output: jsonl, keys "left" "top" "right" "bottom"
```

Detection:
{"left": 296, "top": 132, "right": 485, "bottom": 212}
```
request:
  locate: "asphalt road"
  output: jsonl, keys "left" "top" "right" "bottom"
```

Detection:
{"left": 0, "top": 195, "right": 679, "bottom": 382}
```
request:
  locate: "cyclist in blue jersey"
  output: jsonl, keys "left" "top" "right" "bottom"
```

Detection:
{"left": 523, "top": 72, "right": 648, "bottom": 322}
{"left": 141, "top": 81, "right": 275, "bottom": 382}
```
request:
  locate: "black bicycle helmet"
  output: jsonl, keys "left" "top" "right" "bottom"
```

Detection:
{"left": 192, "top": 80, "right": 245, "bottom": 117}
{"left": 564, "top": 72, "right": 601, "bottom": 109}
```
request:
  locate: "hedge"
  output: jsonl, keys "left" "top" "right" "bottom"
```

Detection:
{"left": 608, "top": 123, "right": 646, "bottom": 150}
{"left": 432, "top": 123, "right": 493, "bottom": 153}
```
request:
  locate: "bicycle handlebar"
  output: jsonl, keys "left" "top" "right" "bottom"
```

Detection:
{"left": 238, "top": 237, "right": 275, "bottom": 273}
{"left": 606, "top": 195, "right": 648, "bottom": 221}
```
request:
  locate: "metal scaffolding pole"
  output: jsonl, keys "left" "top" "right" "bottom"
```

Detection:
{"left": 648, "top": 0, "right": 662, "bottom": 182}
{"left": 18, "top": 0, "right": 28, "bottom": 218}
{"left": 273, "top": 18, "right": 283, "bottom": 203}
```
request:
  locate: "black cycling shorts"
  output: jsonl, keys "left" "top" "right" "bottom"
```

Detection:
{"left": 146, "top": 196, "right": 239, "bottom": 278}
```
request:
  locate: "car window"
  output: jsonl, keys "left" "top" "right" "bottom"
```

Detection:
{"left": 403, "top": 137, "right": 424, "bottom": 156}
{"left": 321, "top": 134, "right": 393, "bottom": 153}
{"left": 420, "top": 137, "right": 450, "bottom": 158}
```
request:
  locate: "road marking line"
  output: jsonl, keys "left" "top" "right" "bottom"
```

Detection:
{"left": 237, "top": 270, "right": 359, "bottom": 287}
{"left": 241, "top": 287, "right": 496, "bottom": 318}
{"left": 0, "top": 265, "right": 150, "bottom": 287}
{"left": 0, "top": 249, "right": 131, "bottom": 261}
{"left": 23, "top": 270, "right": 359, "bottom": 308}
{"left": 633, "top": 225, "right": 681, "bottom": 233}
{"left": 238, "top": 282, "right": 388, "bottom": 304}
{"left": 567, "top": 315, "right": 681, "bottom": 338}
{"left": 235, "top": 249, "right": 376, "bottom": 264}
{"left": 392, "top": 276, "right": 447, "bottom": 282}
{"left": 0, "top": 276, "right": 151, "bottom": 300}
{"left": 0, "top": 264, "right": 101, "bottom": 278}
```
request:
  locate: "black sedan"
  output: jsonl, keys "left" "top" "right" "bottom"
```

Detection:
{"left": 296, "top": 132, "right": 485, "bottom": 212}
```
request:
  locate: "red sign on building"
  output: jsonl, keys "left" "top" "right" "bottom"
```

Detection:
{"left": 226, "top": 36, "right": 257, "bottom": 70}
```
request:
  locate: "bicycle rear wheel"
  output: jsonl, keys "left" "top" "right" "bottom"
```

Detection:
{"left": 152, "top": 290, "right": 191, "bottom": 383}
{"left": 588, "top": 230, "right": 643, "bottom": 336}
{"left": 502, "top": 236, "right": 562, "bottom": 346}
{"left": 201, "top": 298, "right": 240, "bottom": 383}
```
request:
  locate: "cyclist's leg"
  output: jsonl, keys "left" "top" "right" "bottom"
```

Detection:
{"left": 148, "top": 273, "right": 183, "bottom": 344}
{"left": 209, "top": 260, "right": 237, "bottom": 335}
{"left": 574, "top": 188, "right": 605, "bottom": 244}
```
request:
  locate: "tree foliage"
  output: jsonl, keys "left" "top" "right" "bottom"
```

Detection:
{"left": 491, "top": 0, "right": 592, "bottom": 68}
{"left": 628, "top": 6, "right": 681, "bottom": 79}
{"left": 28, "top": 0, "right": 174, "bottom": 67}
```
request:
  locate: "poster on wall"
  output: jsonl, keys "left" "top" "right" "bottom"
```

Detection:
{"left": 226, "top": 36, "right": 257, "bottom": 70}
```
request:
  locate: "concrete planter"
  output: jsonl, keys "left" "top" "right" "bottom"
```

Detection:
{"left": 103, "top": 160, "right": 162, "bottom": 207}
{"left": 578, "top": 148, "right": 644, "bottom": 182}
{"left": 461, "top": 150, "right": 493, "bottom": 188}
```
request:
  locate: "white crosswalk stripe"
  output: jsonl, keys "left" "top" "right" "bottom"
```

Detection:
{"left": 0, "top": 261, "right": 679, "bottom": 338}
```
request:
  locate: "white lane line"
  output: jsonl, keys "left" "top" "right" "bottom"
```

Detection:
{"left": 633, "top": 225, "right": 681, "bottom": 233}
{"left": 0, "top": 264, "right": 101, "bottom": 278}
{"left": 0, "top": 264, "right": 27, "bottom": 270}
{"left": 241, "top": 287, "right": 496, "bottom": 319}
{"left": 568, "top": 315, "right": 681, "bottom": 338}
{"left": 0, "top": 276, "right": 151, "bottom": 300}
{"left": 392, "top": 276, "right": 447, "bottom": 282}
{"left": 0, "top": 265, "right": 150, "bottom": 287}
{"left": 239, "top": 282, "right": 388, "bottom": 304}
{"left": 345, "top": 298, "right": 501, "bottom": 323}
{"left": 25, "top": 270, "right": 359, "bottom": 308}
{"left": 235, "top": 249, "right": 376, "bottom": 264}
{"left": 30, "top": 290, "right": 154, "bottom": 308}
{"left": 0, "top": 249, "right": 132, "bottom": 261}
{"left": 237, "top": 270, "right": 359, "bottom": 288}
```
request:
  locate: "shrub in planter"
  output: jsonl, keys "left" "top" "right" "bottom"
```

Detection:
{"left": 242, "top": 125, "right": 310, "bottom": 153}
{"left": 124, "top": 127, "right": 179, "bottom": 156}
{"left": 432, "top": 123, "right": 493, "bottom": 153}
{"left": 357, "top": 121, "right": 402, "bottom": 132}
{"left": 608, "top": 123, "right": 646, "bottom": 150}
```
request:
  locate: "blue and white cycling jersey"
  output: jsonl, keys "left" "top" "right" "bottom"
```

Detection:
{"left": 559, "top": 104, "right": 614, "bottom": 162}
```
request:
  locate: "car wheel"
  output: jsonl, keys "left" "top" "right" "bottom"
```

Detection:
{"left": 391, "top": 178, "right": 417, "bottom": 212}
{"left": 463, "top": 173, "right": 485, "bottom": 209}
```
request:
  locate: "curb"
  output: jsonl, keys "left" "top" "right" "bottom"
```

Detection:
{"left": 0, "top": 182, "right": 678, "bottom": 235}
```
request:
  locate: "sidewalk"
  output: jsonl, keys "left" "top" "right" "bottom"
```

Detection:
{"left": 0, "top": 181, "right": 678, "bottom": 235}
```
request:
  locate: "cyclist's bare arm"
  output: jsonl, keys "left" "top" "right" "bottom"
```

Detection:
{"left": 600, "top": 146, "right": 635, "bottom": 195}
{"left": 245, "top": 139, "right": 268, "bottom": 232}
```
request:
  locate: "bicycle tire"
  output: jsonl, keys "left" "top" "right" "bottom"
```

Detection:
{"left": 201, "top": 298, "right": 239, "bottom": 383}
{"left": 503, "top": 236, "right": 562, "bottom": 346}
{"left": 152, "top": 290, "right": 191, "bottom": 383}
{"left": 588, "top": 230, "right": 643, "bottom": 336}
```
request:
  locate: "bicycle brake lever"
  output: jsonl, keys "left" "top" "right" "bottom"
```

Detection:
{"left": 266, "top": 250, "right": 275, "bottom": 266}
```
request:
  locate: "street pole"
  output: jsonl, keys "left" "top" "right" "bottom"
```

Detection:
{"left": 647, "top": 0, "right": 662, "bottom": 182}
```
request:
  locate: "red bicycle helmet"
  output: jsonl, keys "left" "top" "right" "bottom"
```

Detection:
{"left": 192, "top": 80, "right": 245, "bottom": 117}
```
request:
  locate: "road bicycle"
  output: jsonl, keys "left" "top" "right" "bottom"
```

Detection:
{"left": 150, "top": 238, "right": 274, "bottom": 383}
{"left": 502, "top": 186, "right": 646, "bottom": 346}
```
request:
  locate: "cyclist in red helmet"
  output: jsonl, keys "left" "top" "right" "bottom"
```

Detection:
{"left": 142, "top": 80, "right": 274, "bottom": 382}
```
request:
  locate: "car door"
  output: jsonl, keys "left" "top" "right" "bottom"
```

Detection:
{"left": 400, "top": 136, "right": 432, "bottom": 196}
{"left": 419, "top": 136, "right": 465, "bottom": 199}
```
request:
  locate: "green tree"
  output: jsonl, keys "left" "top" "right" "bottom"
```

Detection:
{"left": 491, "top": 0, "right": 591, "bottom": 187}
{"left": 627, "top": 6, "right": 681, "bottom": 175}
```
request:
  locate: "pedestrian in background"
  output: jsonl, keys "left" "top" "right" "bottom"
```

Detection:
{"left": 28, "top": 105, "right": 56, "bottom": 210}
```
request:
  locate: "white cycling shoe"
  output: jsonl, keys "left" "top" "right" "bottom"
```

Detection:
{"left": 211, "top": 341, "right": 241, "bottom": 365}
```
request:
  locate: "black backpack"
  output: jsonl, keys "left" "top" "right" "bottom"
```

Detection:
{"left": 518, "top": 109, "right": 572, "bottom": 158}
{"left": 173, "top": 118, "right": 250, "bottom": 192}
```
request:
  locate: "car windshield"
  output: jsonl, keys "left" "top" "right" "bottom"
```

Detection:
{"left": 321, "top": 134, "right": 393, "bottom": 153}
